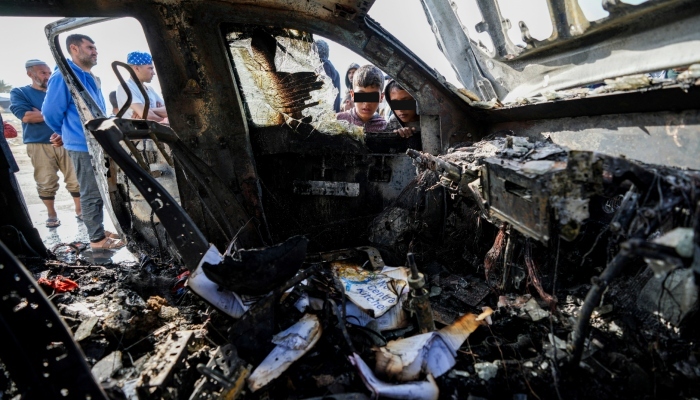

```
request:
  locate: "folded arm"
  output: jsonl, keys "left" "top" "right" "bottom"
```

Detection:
{"left": 23, "top": 109, "right": 45, "bottom": 123}
{"left": 9, "top": 89, "right": 44, "bottom": 123}
{"left": 130, "top": 103, "right": 167, "bottom": 122}
{"left": 150, "top": 106, "right": 168, "bottom": 119}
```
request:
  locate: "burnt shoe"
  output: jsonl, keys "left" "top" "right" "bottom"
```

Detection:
{"left": 202, "top": 235, "right": 308, "bottom": 296}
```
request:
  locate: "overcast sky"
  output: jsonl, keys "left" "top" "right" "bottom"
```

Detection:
{"left": 0, "top": 0, "right": 644, "bottom": 99}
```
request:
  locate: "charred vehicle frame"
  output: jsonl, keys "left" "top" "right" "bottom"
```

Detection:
{"left": 1, "top": 0, "right": 700, "bottom": 398}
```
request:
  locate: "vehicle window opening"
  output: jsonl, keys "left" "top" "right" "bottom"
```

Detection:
{"left": 454, "top": 0, "right": 496, "bottom": 54}
{"left": 224, "top": 26, "right": 365, "bottom": 141}
{"left": 576, "top": 0, "right": 610, "bottom": 22}
{"left": 496, "top": 0, "right": 554, "bottom": 47}
{"left": 224, "top": 26, "right": 425, "bottom": 149}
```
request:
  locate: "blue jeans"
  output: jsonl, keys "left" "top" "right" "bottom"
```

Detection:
{"left": 67, "top": 150, "right": 105, "bottom": 242}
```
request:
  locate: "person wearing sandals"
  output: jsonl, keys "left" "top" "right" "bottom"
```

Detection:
{"left": 10, "top": 59, "right": 82, "bottom": 228}
{"left": 42, "top": 34, "right": 126, "bottom": 250}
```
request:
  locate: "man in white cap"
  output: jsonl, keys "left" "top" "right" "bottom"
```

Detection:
{"left": 116, "top": 51, "right": 168, "bottom": 123}
{"left": 10, "top": 59, "right": 82, "bottom": 228}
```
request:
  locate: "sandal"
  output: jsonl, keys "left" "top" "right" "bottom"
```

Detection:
{"left": 76, "top": 213, "right": 83, "bottom": 221}
{"left": 46, "top": 217, "right": 61, "bottom": 228}
{"left": 91, "top": 237, "right": 127, "bottom": 250}
{"left": 104, "top": 231, "right": 120, "bottom": 239}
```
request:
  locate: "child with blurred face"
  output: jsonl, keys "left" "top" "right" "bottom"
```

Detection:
{"left": 336, "top": 65, "right": 387, "bottom": 132}
{"left": 341, "top": 92, "right": 354, "bottom": 112}
{"left": 385, "top": 80, "right": 418, "bottom": 138}
{"left": 344, "top": 63, "right": 360, "bottom": 94}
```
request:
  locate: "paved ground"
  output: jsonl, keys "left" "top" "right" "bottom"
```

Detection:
{"left": 2, "top": 110, "right": 134, "bottom": 264}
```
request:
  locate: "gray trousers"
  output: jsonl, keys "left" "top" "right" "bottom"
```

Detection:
{"left": 68, "top": 150, "right": 105, "bottom": 242}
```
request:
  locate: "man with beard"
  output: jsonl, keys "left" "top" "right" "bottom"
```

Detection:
{"left": 43, "top": 34, "right": 126, "bottom": 249}
{"left": 10, "top": 59, "right": 81, "bottom": 228}
{"left": 115, "top": 51, "right": 168, "bottom": 123}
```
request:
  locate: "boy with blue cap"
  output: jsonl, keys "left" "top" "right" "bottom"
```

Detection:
{"left": 115, "top": 51, "right": 168, "bottom": 123}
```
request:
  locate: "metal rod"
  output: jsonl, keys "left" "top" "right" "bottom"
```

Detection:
{"left": 111, "top": 61, "right": 150, "bottom": 119}
{"left": 407, "top": 253, "right": 436, "bottom": 333}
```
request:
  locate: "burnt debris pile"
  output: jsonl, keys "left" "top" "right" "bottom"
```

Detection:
{"left": 3, "top": 135, "right": 700, "bottom": 399}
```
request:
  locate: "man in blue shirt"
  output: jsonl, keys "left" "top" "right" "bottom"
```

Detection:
{"left": 42, "top": 34, "right": 126, "bottom": 250}
{"left": 10, "top": 59, "right": 82, "bottom": 228}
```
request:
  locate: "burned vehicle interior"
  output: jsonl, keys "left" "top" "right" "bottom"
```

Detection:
{"left": 1, "top": 0, "right": 700, "bottom": 399}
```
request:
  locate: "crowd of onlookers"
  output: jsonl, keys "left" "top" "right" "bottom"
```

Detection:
{"left": 316, "top": 40, "right": 420, "bottom": 138}
{"left": 2, "top": 33, "right": 164, "bottom": 250}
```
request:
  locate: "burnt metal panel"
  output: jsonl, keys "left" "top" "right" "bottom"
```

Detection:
{"left": 482, "top": 158, "right": 559, "bottom": 242}
{"left": 293, "top": 181, "right": 360, "bottom": 197}
{"left": 490, "top": 109, "right": 700, "bottom": 170}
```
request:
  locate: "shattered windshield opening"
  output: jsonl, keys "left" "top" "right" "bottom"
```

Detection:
{"left": 225, "top": 27, "right": 364, "bottom": 141}
{"left": 419, "top": 0, "right": 700, "bottom": 104}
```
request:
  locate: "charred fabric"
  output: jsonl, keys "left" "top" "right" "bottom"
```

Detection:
{"left": 2, "top": 125, "right": 700, "bottom": 399}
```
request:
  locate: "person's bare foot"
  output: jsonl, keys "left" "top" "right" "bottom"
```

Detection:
{"left": 91, "top": 236, "right": 126, "bottom": 250}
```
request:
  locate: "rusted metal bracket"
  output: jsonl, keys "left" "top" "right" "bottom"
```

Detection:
{"left": 546, "top": 0, "right": 590, "bottom": 38}
{"left": 137, "top": 330, "right": 195, "bottom": 397}
{"left": 112, "top": 61, "right": 151, "bottom": 119}
{"left": 356, "top": 246, "right": 386, "bottom": 271}
{"left": 189, "top": 344, "right": 250, "bottom": 400}
{"left": 474, "top": 0, "right": 520, "bottom": 58}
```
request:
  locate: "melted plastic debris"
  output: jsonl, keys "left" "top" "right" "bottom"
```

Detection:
{"left": 541, "top": 87, "right": 589, "bottom": 101}
{"left": 471, "top": 98, "right": 501, "bottom": 109}
{"left": 374, "top": 310, "right": 490, "bottom": 381}
{"left": 474, "top": 362, "right": 498, "bottom": 381}
{"left": 498, "top": 63, "right": 700, "bottom": 109}
{"left": 349, "top": 353, "right": 439, "bottom": 400}
{"left": 677, "top": 63, "right": 700, "bottom": 83}
{"left": 247, "top": 313, "right": 322, "bottom": 392}
{"left": 593, "top": 74, "right": 651, "bottom": 94}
